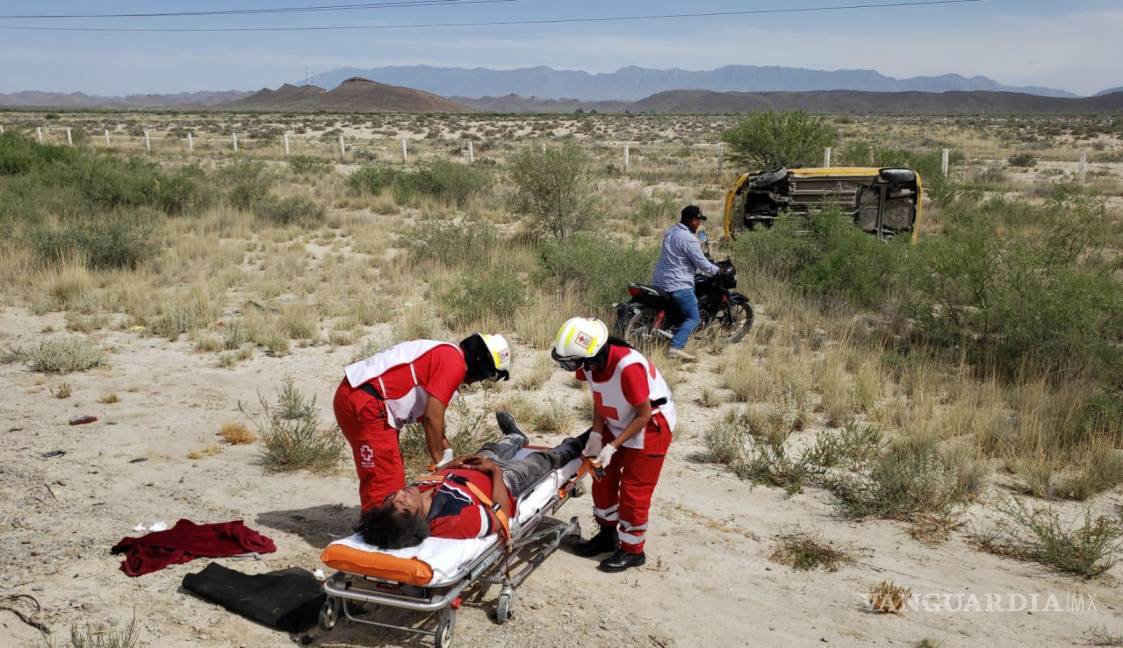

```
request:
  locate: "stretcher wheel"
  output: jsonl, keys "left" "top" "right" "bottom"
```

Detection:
{"left": 571, "top": 479, "right": 586, "bottom": 498}
{"left": 495, "top": 587, "right": 514, "bottom": 625}
{"left": 434, "top": 610, "right": 455, "bottom": 648}
{"left": 318, "top": 597, "right": 340, "bottom": 631}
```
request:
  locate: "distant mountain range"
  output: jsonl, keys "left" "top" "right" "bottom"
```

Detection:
{"left": 0, "top": 89, "right": 251, "bottom": 109}
{"left": 1096, "top": 86, "right": 1123, "bottom": 97}
{"left": 306, "top": 65, "right": 1079, "bottom": 100}
{"left": 227, "top": 78, "right": 466, "bottom": 112}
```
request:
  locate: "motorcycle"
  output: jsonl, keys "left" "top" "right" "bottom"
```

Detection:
{"left": 613, "top": 234, "right": 754, "bottom": 345}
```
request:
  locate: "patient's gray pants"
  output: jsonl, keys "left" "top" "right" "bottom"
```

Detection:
{"left": 476, "top": 434, "right": 583, "bottom": 498}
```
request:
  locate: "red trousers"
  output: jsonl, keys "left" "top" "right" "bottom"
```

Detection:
{"left": 333, "top": 378, "right": 404, "bottom": 510}
{"left": 591, "top": 418, "right": 671, "bottom": 554}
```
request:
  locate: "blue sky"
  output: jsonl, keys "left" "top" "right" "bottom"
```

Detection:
{"left": 0, "top": 0, "right": 1120, "bottom": 96}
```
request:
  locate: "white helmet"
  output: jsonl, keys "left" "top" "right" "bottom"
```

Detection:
{"left": 481, "top": 333, "right": 512, "bottom": 373}
{"left": 461, "top": 332, "right": 512, "bottom": 382}
{"left": 552, "top": 317, "right": 608, "bottom": 371}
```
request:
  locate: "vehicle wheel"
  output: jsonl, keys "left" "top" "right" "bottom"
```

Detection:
{"left": 623, "top": 309, "right": 659, "bottom": 346}
{"left": 318, "top": 597, "right": 340, "bottom": 632}
{"left": 434, "top": 611, "right": 455, "bottom": 648}
{"left": 496, "top": 587, "right": 514, "bottom": 625}
{"left": 722, "top": 302, "right": 754, "bottom": 343}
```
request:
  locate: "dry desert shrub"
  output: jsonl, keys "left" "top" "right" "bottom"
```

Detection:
{"left": 515, "top": 352, "right": 553, "bottom": 391}
{"left": 769, "top": 531, "right": 854, "bottom": 572}
{"left": 219, "top": 421, "right": 256, "bottom": 445}
{"left": 46, "top": 617, "right": 139, "bottom": 648}
{"left": 968, "top": 498, "right": 1123, "bottom": 578}
{"left": 98, "top": 393, "right": 119, "bottom": 404}
{"left": 868, "top": 580, "right": 911, "bottom": 614}
{"left": 186, "top": 444, "right": 222, "bottom": 460}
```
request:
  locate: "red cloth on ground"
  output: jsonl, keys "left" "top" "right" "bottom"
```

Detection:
{"left": 111, "top": 519, "right": 276, "bottom": 577}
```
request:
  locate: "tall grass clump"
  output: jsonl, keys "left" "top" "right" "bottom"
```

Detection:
{"left": 509, "top": 143, "right": 600, "bottom": 240}
{"left": 30, "top": 209, "right": 156, "bottom": 270}
{"left": 242, "top": 376, "right": 345, "bottom": 474}
{"left": 253, "top": 195, "right": 325, "bottom": 226}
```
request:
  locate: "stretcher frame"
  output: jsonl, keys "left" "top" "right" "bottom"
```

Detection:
{"left": 317, "top": 463, "right": 589, "bottom": 648}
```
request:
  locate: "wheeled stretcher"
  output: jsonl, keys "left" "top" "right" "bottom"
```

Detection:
{"left": 316, "top": 451, "right": 589, "bottom": 648}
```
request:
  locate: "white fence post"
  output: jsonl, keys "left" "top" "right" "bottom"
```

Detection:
{"left": 36, "top": 127, "right": 43, "bottom": 144}
{"left": 624, "top": 144, "right": 630, "bottom": 172}
{"left": 232, "top": 132, "right": 239, "bottom": 152}
{"left": 339, "top": 133, "right": 346, "bottom": 161}
{"left": 66, "top": 128, "right": 73, "bottom": 146}
{"left": 823, "top": 146, "right": 832, "bottom": 168}
{"left": 283, "top": 132, "right": 290, "bottom": 156}
{"left": 941, "top": 148, "right": 950, "bottom": 178}
{"left": 187, "top": 132, "right": 194, "bottom": 152}
{"left": 400, "top": 138, "right": 408, "bottom": 164}
{"left": 104, "top": 129, "right": 111, "bottom": 147}
{"left": 1078, "top": 150, "right": 1087, "bottom": 184}
{"left": 144, "top": 130, "right": 151, "bottom": 152}
{"left": 468, "top": 140, "right": 474, "bottom": 163}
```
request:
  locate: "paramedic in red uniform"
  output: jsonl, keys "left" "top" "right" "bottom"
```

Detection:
{"left": 333, "top": 333, "right": 512, "bottom": 510}
{"left": 551, "top": 317, "right": 676, "bottom": 572}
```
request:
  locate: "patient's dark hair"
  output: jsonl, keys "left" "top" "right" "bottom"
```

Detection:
{"left": 357, "top": 503, "right": 431, "bottom": 549}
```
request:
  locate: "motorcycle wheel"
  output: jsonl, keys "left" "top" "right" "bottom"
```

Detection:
{"left": 623, "top": 309, "right": 661, "bottom": 346}
{"left": 699, "top": 301, "right": 753, "bottom": 344}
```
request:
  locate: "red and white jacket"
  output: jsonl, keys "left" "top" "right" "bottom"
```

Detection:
{"left": 580, "top": 347, "right": 676, "bottom": 450}
{"left": 344, "top": 340, "right": 464, "bottom": 429}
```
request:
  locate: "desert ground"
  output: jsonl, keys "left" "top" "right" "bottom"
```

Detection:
{"left": 1, "top": 111, "right": 1121, "bottom": 648}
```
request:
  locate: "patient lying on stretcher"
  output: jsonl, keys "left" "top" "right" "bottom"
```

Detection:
{"left": 359, "top": 412, "right": 589, "bottom": 549}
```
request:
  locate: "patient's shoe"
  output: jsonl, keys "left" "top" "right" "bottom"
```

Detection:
{"left": 573, "top": 526, "right": 618, "bottom": 557}
{"left": 495, "top": 411, "right": 528, "bottom": 444}
{"left": 597, "top": 549, "right": 646, "bottom": 573}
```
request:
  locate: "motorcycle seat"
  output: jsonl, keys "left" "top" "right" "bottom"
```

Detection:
{"left": 627, "top": 283, "right": 667, "bottom": 298}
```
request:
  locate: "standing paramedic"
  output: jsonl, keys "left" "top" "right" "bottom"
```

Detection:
{"left": 551, "top": 317, "right": 676, "bottom": 573}
{"left": 652, "top": 204, "right": 720, "bottom": 361}
{"left": 333, "top": 333, "right": 512, "bottom": 510}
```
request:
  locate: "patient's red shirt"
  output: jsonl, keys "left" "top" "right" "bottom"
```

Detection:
{"left": 419, "top": 469, "right": 508, "bottom": 540}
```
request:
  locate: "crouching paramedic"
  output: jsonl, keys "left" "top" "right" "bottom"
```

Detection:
{"left": 333, "top": 333, "right": 512, "bottom": 510}
{"left": 551, "top": 317, "right": 676, "bottom": 573}
{"left": 358, "top": 412, "right": 589, "bottom": 548}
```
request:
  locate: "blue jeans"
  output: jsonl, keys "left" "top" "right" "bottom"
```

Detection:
{"left": 668, "top": 288, "right": 701, "bottom": 350}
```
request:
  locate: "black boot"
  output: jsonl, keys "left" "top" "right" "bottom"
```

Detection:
{"left": 573, "top": 526, "right": 617, "bottom": 557}
{"left": 598, "top": 549, "right": 646, "bottom": 573}
{"left": 495, "top": 411, "right": 528, "bottom": 445}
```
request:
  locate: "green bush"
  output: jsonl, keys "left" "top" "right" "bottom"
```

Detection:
{"left": 721, "top": 110, "right": 837, "bottom": 169}
{"left": 253, "top": 195, "right": 325, "bottom": 226}
{"left": 223, "top": 160, "right": 273, "bottom": 211}
{"left": 734, "top": 209, "right": 905, "bottom": 308}
{"left": 904, "top": 191, "right": 1122, "bottom": 382}
{"left": 347, "top": 161, "right": 490, "bottom": 207}
{"left": 440, "top": 274, "right": 527, "bottom": 327}
{"left": 245, "top": 376, "right": 345, "bottom": 474}
{"left": 288, "top": 155, "right": 329, "bottom": 174}
{"left": 27, "top": 337, "right": 105, "bottom": 373}
{"left": 538, "top": 235, "right": 658, "bottom": 311}
{"left": 509, "top": 144, "right": 600, "bottom": 240}
{"left": 30, "top": 209, "right": 156, "bottom": 270}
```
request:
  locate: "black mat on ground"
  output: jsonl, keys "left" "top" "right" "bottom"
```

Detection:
{"left": 182, "top": 562, "right": 325, "bottom": 633}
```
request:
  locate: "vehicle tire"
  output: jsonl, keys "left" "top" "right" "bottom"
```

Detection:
{"left": 318, "top": 597, "right": 340, "bottom": 632}
{"left": 722, "top": 301, "right": 754, "bottom": 343}
{"left": 496, "top": 587, "right": 514, "bottom": 625}
{"left": 435, "top": 610, "right": 455, "bottom": 648}
{"left": 623, "top": 309, "right": 660, "bottom": 346}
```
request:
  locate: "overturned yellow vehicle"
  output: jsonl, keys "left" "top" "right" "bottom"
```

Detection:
{"left": 722, "top": 167, "right": 923, "bottom": 243}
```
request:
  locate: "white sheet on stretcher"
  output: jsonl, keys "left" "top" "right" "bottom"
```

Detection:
{"left": 329, "top": 451, "right": 581, "bottom": 586}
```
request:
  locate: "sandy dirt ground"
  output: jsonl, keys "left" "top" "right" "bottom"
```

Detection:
{"left": 2, "top": 305, "right": 1122, "bottom": 648}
